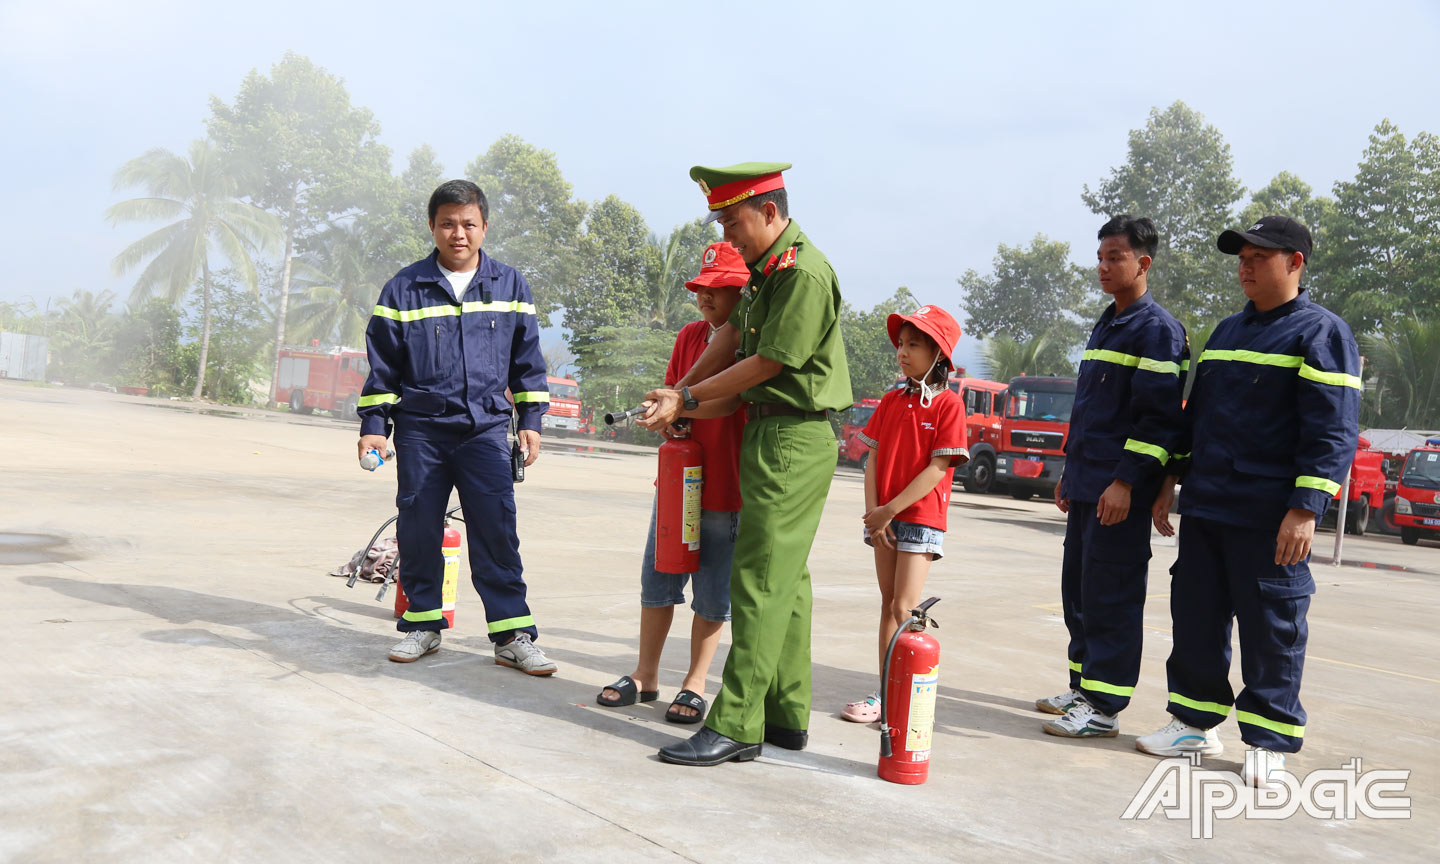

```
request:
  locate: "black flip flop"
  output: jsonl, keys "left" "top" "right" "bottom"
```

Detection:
{"left": 665, "top": 689, "right": 707, "bottom": 724}
{"left": 596, "top": 675, "right": 658, "bottom": 707}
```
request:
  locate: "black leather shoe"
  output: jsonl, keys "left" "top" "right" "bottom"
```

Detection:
{"left": 658, "top": 726, "right": 761, "bottom": 766}
{"left": 763, "top": 724, "right": 808, "bottom": 751}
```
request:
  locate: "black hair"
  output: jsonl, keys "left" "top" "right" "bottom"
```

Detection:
{"left": 1097, "top": 214, "right": 1158, "bottom": 259}
{"left": 428, "top": 180, "right": 489, "bottom": 224}
{"left": 745, "top": 188, "right": 789, "bottom": 220}
{"left": 898, "top": 322, "right": 951, "bottom": 386}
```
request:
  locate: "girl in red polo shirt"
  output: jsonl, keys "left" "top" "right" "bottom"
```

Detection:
{"left": 842, "top": 305, "right": 969, "bottom": 723}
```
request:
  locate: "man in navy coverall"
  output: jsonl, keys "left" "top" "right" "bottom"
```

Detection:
{"left": 1039, "top": 215, "right": 1188, "bottom": 740}
{"left": 1141, "top": 216, "right": 1360, "bottom": 787}
{"left": 357, "top": 180, "right": 556, "bottom": 674}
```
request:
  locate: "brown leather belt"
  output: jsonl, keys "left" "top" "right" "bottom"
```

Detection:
{"left": 745, "top": 403, "right": 830, "bottom": 422}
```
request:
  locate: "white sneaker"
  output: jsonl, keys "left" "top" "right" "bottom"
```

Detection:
{"left": 1035, "top": 688, "right": 1084, "bottom": 715}
{"left": 1136, "top": 716, "right": 1224, "bottom": 757}
{"left": 1043, "top": 701, "right": 1118, "bottom": 738}
{"left": 1242, "top": 747, "right": 1287, "bottom": 788}
{"left": 388, "top": 629, "right": 441, "bottom": 663}
{"left": 494, "top": 632, "right": 557, "bottom": 676}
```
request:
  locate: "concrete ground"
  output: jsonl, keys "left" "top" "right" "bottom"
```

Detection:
{"left": 3, "top": 378, "right": 1436, "bottom": 863}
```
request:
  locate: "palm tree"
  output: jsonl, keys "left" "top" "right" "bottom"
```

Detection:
{"left": 107, "top": 139, "right": 281, "bottom": 399}
{"left": 645, "top": 230, "right": 699, "bottom": 331}
{"left": 1362, "top": 314, "right": 1440, "bottom": 428}
{"left": 287, "top": 222, "right": 391, "bottom": 349}
{"left": 981, "top": 332, "right": 1056, "bottom": 381}
{"left": 49, "top": 289, "right": 117, "bottom": 383}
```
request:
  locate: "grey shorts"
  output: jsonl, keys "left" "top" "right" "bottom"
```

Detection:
{"left": 640, "top": 498, "right": 738, "bottom": 622}
{"left": 864, "top": 518, "right": 945, "bottom": 560}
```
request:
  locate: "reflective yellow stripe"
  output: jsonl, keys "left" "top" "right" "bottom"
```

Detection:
{"left": 1067, "top": 660, "right": 1082, "bottom": 673}
{"left": 1171, "top": 451, "right": 1191, "bottom": 461}
{"left": 488, "top": 615, "right": 536, "bottom": 634}
{"left": 1124, "top": 439, "right": 1170, "bottom": 465}
{"left": 1081, "top": 349, "right": 1180, "bottom": 376}
{"left": 1298, "top": 363, "right": 1362, "bottom": 390}
{"left": 1081, "top": 677, "right": 1135, "bottom": 697}
{"left": 372, "top": 301, "right": 537, "bottom": 322}
{"left": 1236, "top": 709, "right": 1305, "bottom": 738}
{"left": 1169, "top": 692, "right": 1232, "bottom": 717}
{"left": 1197, "top": 349, "right": 1302, "bottom": 369}
{"left": 512, "top": 391, "right": 550, "bottom": 403}
{"left": 1181, "top": 358, "right": 1190, "bottom": 373}
{"left": 1296, "top": 475, "right": 1342, "bottom": 495}
{"left": 402, "top": 608, "right": 444, "bottom": 622}
{"left": 357, "top": 393, "right": 399, "bottom": 407}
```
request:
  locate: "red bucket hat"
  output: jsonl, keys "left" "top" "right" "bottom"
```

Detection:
{"left": 886, "top": 305, "right": 962, "bottom": 365}
{"left": 686, "top": 242, "right": 749, "bottom": 292}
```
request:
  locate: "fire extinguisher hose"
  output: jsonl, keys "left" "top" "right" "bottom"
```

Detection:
{"left": 879, "top": 596, "right": 941, "bottom": 758}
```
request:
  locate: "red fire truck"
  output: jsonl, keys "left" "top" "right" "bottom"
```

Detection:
{"left": 837, "top": 397, "right": 883, "bottom": 468}
{"left": 1392, "top": 437, "right": 1440, "bottom": 546}
{"left": 542, "top": 376, "right": 584, "bottom": 434}
{"left": 1315, "top": 437, "right": 1387, "bottom": 536}
{"left": 839, "top": 374, "right": 1009, "bottom": 477}
{"left": 991, "top": 375, "right": 1076, "bottom": 500}
{"left": 276, "top": 347, "right": 369, "bottom": 419}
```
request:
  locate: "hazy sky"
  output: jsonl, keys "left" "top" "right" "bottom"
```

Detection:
{"left": 3, "top": 0, "right": 1438, "bottom": 369}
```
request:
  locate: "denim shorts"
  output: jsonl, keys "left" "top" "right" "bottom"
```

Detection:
{"left": 863, "top": 518, "right": 945, "bottom": 560}
{"left": 640, "top": 498, "right": 738, "bottom": 622}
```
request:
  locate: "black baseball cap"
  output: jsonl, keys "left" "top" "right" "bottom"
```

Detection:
{"left": 1217, "top": 215, "right": 1313, "bottom": 260}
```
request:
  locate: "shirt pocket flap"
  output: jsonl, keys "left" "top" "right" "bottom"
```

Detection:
{"left": 399, "top": 389, "right": 445, "bottom": 416}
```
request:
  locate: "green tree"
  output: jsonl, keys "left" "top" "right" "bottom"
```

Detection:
{"left": 185, "top": 271, "right": 272, "bottom": 404}
{"left": 208, "top": 51, "right": 393, "bottom": 406}
{"left": 646, "top": 220, "right": 719, "bottom": 331}
{"left": 1361, "top": 314, "right": 1440, "bottom": 429}
{"left": 1325, "top": 121, "right": 1440, "bottom": 332}
{"left": 1083, "top": 101, "right": 1247, "bottom": 328}
{"left": 392, "top": 144, "right": 446, "bottom": 264}
{"left": 107, "top": 139, "right": 281, "bottom": 399}
{"left": 574, "top": 324, "right": 674, "bottom": 444}
{"left": 980, "top": 331, "right": 1073, "bottom": 381}
{"left": 47, "top": 289, "right": 117, "bottom": 384}
{"left": 958, "top": 234, "right": 1095, "bottom": 351}
{"left": 566, "top": 195, "right": 655, "bottom": 354}
{"left": 840, "top": 288, "right": 917, "bottom": 401}
{"left": 0, "top": 298, "right": 44, "bottom": 334}
{"left": 466, "top": 135, "right": 586, "bottom": 324}
{"left": 288, "top": 222, "right": 391, "bottom": 348}
{"left": 113, "top": 297, "right": 185, "bottom": 394}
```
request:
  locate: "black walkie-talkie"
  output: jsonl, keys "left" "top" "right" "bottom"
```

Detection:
{"left": 510, "top": 410, "right": 525, "bottom": 483}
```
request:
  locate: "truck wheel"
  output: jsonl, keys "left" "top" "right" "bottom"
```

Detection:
{"left": 1401, "top": 527, "right": 1420, "bottom": 546}
{"left": 1009, "top": 488, "right": 1034, "bottom": 501}
{"left": 1346, "top": 503, "right": 1369, "bottom": 536}
{"left": 342, "top": 396, "right": 359, "bottom": 421}
{"left": 858, "top": 451, "right": 869, "bottom": 472}
{"left": 289, "top": 390, "right": 306, "bottom": 413}
{"left": 964, "top": 453, "right": 996, "bottom": 494}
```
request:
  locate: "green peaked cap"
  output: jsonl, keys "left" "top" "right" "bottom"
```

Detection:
{"left": 689, "top": 162, "right": 792, "bottom": 221}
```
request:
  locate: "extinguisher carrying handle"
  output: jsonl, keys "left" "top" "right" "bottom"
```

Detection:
{"left": 879, "top": 596, "right": 941, "bottom": 759}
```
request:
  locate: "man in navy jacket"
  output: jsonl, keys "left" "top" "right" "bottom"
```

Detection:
{"left": 357, "top": 180, "right": 556, "bottom": 674}
{"left": 1039, "top": 215, "right": 1188, "bottom": 740}
{"left": 1142, "top": 216, "right": 1360, "bottom": 787}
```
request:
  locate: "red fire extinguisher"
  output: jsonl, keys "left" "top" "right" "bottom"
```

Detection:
{"left": 655, "top": 433, "right": 703, "bottom": 574}
{"left": 394, "top": 520, "right": 462, "bottom": 627}
{"left": 878, "top": 597, "right": 941, "bottom": 785}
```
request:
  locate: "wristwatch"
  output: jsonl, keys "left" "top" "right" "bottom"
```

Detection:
{"left": 680, "top": 385, "right": 699, "bottom": 411}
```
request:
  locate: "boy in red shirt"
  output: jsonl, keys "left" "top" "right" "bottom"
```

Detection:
{"left": 597, "top": 242, "right": 748, "bottom": 723}
{"left": 843, "top": 305, "right": 968, "bottom": 722}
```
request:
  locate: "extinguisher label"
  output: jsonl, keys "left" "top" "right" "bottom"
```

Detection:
{"left": 682, "top": 466, "right": 703, "bottom": 550}
{"left": 442, "top": 552, "right": 459, "bottom": 607}
{"left": 906, "top": 667, "right": 939, "bottom": 756}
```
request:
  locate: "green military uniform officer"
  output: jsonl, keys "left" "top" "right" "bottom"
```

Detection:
{"left": 640, "top": 161, "right": 851, "bottom": 766}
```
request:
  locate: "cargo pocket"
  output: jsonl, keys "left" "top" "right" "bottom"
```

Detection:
{"left": 395, "top": 491, "right": 417, "bottom": 511}
{"left": 1256, "top": 570, "right": 1314, "bottom": 649}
